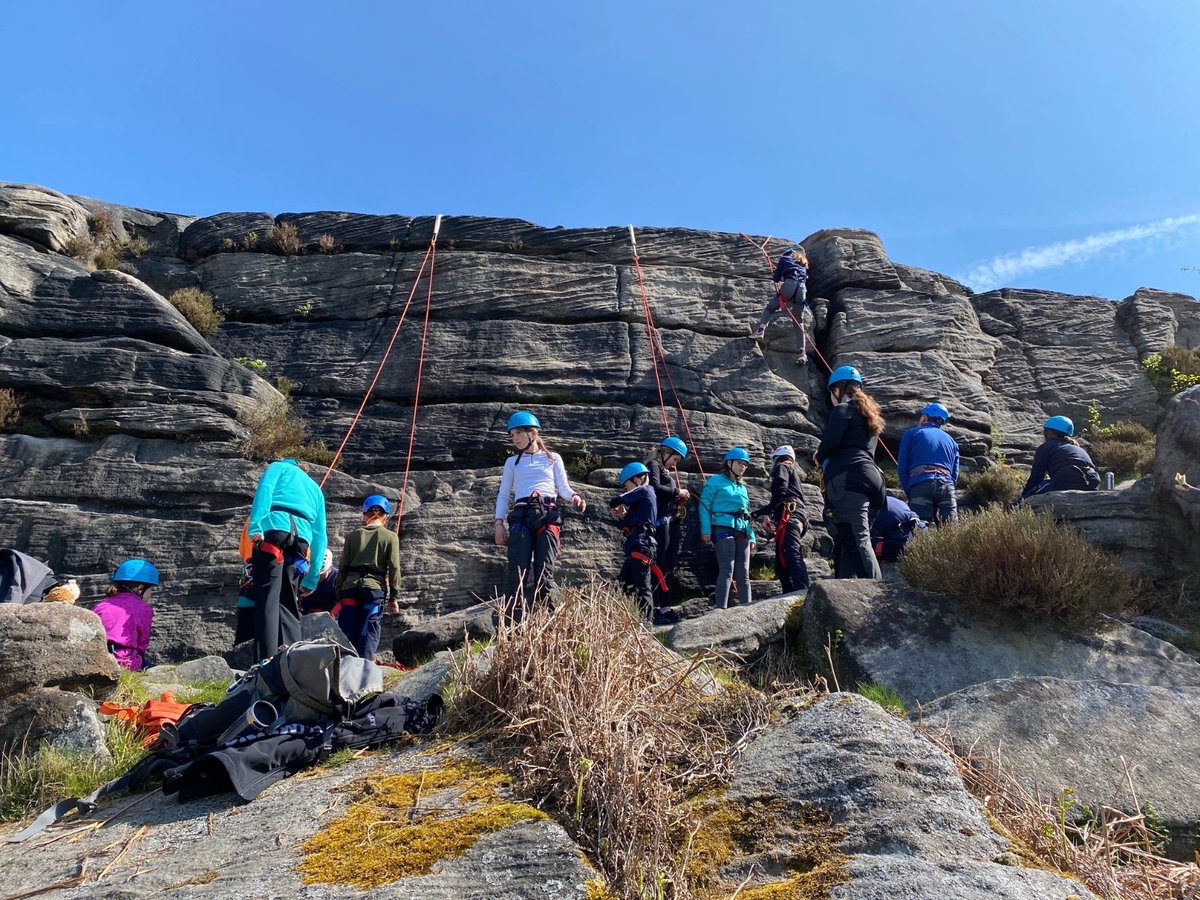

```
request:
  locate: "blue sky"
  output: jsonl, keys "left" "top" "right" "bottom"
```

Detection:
{"left": 3, "top": 1, "right": 1198, "bottom": 300}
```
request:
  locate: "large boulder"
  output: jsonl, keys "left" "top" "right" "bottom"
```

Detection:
{"left": 1024, "top": 478, "right": 1161, "bottom": 574}
{"left": 919, "top": 676, "right": 1200, "bottom": 859}
{"left": 0, "top": 183, "right": 90, "bottom": 253}
{"left": 392, "top": 604, "right": 495, "bottom": 666}
{"left": 799, "top": 228, "right": 903, "bottom": 299}
{"left": 0, "top": 686, "right": 109, "bottom": 761}
{"left": 1116, "top": 287, "right": 1200, "bottom": 355}
{"left": 664, "top": 592, "right": 803, "bottom": 659}
{"left": 0, "top": 603, "right": 120, "bottom": 698}
{"left": 800, "top": 580, "right": 1200, "bottom": 705}
{"left": 721, "top": 693, "right": 1094, "bottom": 899}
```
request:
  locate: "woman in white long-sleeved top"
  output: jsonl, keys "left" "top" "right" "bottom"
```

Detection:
{"left": 493, "top": 411, "right": 586, "bottom": 620}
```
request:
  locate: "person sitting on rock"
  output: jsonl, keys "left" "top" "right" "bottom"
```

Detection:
{"left": 247, "top": 457, "right": 328, "bottom": 662}
{"left": 750, "top": 246, "right": 812, "bottom": 366}
{"left": 335, "top": 495, "right": 401, "bottom": 660}
{"left": 752, "top": 445, "right": 811, "bottom": 593}
{"left": 870, "top": 495, "right": 926, "bottom": 562}
{"left": 301, "top": 549, "right": 339, "bottom": 615}
{"left": 609, "top": 462, "right": 659, "bottom": 620}
{"left": 898, "top": 402, "right": 960, "bottom": 525}
{"left": 93, "top": 559, "right": 158, "bottom": 672}
{"left": 1019, "top": 416, "right": 1101, "bottom": 500}
{"left": 700, "top": 448, "right": 757, "bottom": 609}
{"left": 815, "top": 366, "right": 886, "bottom": 580}
{"left": 647, "top": 436, "right": 691, "bottom": 624}
{"left": 493, "top": 411, "right": 587, "bottom": 622}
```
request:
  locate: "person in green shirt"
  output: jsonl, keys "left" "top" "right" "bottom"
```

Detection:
{"left": 335, "top": 494, "right": 401, "bottom": 659}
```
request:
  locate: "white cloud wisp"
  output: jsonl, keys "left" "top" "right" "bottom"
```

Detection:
{"left": 959, "top": 214, "right": 1200, "bottom": 292}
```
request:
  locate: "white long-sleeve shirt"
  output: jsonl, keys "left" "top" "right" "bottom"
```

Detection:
{"left": 494, "top": 451, "right": 579, "bottom": 519}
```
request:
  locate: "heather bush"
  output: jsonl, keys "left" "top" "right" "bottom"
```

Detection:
{"left": 167, "top": 287, "right": 225, "bottom": 336}
{"left": 1143, "top": 345, "right": 1200, "bottom": 401}
{"left": 898, "top": 506, "right": 1132, "bottom": 625}
{"left": 960, "top": 464, "right": 1025, "bottom": 507}
{"left": 271, "top": 222, "right": 301, "bottom": 255}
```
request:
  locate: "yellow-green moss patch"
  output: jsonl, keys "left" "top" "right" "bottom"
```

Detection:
{"left": 584, "top": 877, "right": 618, "bottom": 899}
{"left": 298, "top": 757, "right": 548, "bottom": 889}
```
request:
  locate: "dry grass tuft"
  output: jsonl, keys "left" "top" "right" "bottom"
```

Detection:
{"left": 449, "top": 580, "right": 773, "bottom": 898}
{"left": 317, "top": 233, "right": 343, "bottom": 253}
{"left": 961, "top": 463, "right": 1026, "bottom": 507}
{"left": 899, "top": 506, "right": 1132, "bottom": 626}
{"left": 167, "top": 287, "right": 225, "bottom": 337}
{"left": 271, "top": 222, "right": 301, "bottom": 255}
{"left": 0, "top": 388, "right": 22, "bottom": 430}
{"left": 238, "top": 376, "right": 336, "bottom": 467}
{"left": 922, "top": 727, "right": 1200, "bottom": 900}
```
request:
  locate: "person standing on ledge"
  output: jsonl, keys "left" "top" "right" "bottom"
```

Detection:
{"left": 751, "top": 246, "right": 812, "bottom": 366}
{"left": 647, "top": 435, "right": 691, "bottom": 624}
{"left": 609, "top": 462, "right": 658, "bottom": 620}
{"left": 335, "top": 495, "right": 401, "bottom": 660}
{"left": 752, "top": 445, "right": 810, "bottom": 593}
{"left": 898, "top": 402, "right": 959, "bottom": 525}
{"left": 700, "top": 448, "right": 756, "bottom": 609}
{"left": 493, "top": 411, "right": 586, "bottom": 622}
{"left": 247, "top": 457, "right": 327, "bottom": 661}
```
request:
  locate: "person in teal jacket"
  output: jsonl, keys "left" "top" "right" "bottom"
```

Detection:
{"left": 247, "top": 457, "right": 328, "bottom": 661}
{"left": 700, "top": 448, "right": 757, "bottom": 609}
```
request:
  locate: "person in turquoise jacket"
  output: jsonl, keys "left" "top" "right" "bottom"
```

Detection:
{"left": 247, "top": 457, "right": 328, "bottom": 661}
{"left": 700, "top": 448, "right": 757, "bottom": 609}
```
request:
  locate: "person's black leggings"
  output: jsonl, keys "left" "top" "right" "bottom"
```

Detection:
{"left": 250, "top": 530, "right": 308, "bottom": 661}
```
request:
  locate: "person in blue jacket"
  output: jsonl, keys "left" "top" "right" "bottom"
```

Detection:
{"left": 815, "top": 366, "right": 886, "bottom": 580}
{"left": 751, "top": 246, "right": 812, "bottom": 366}
{"left": 700, "top": 448, "right": 757, "bottom": 609}
{"left": 870, "top": 495, "right": 926, "bottom": 562}
{"left": 247, "top": 457, "right": 328, "bottom": 662}
{"left": 1020, "top": 416, "right": 1101, "bottom": 500}
{"left": 609, "top": 462, "right": 659, "bottom": 619}
{"left": 898, "top": 402, "right": 960, "bottom": 525}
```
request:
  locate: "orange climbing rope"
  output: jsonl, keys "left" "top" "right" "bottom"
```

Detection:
{"left": 395, "top": 217, "right": 442, "bottom": 531}
{"left": 628, "top": 227, "right": 707, "bottom": 478}
{"left": 318, "top": 236, "right": 438, "bottom": 489}
{"left": 740, "top": 232, "right": 899, "bottom": 467}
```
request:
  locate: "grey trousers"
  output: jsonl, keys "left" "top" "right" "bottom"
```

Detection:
{"left": 756, "top": 279, "right": 809, "bottom": 353}
{"left": 907, "top": 478, "right": 957, "bottom": 525}
{"left": 712, "top": 528, "right": 751, "bottom": 608}
{"left": 825, "top": 474, "right": 882, "bottom": 580}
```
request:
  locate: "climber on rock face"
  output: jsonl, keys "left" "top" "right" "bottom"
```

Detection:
{"left": 247, "top": 457, "right": 328, "bottom": 662}
{"left": 1019, "top": 416, "right": 1101, "bottom": 501}
{"left": 335, "top": 495, "right": 401, "bottom": 660}
{"left": 898, "top": 402, "right": 960, "bottom": 526}
{"left": 751, "top": 246, "right": 812, "bottom": 366}
{"left": 815, "top": 366, "right": 886, "bottom": 580}
{"left": 609, "top": 462, "right": 658, "bottom": 620}
{"left": 870, "top": 495, "right": 926, "bottom": 562}
{"left": 751, "top": 445, "right": 811, "bottom": 593}
{"left": 646, "top": 436, "right": 691, "bottom": 625}
{"left": 93, "top": 558, "right": 158, "bottom": 672}
{"left": 700, "top": 448, "right": 757, "bottom": 609}
{"left": 493, "top": 411, "right": 587, "bottom": 622}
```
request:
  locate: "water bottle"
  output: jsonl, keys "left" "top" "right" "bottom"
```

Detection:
{"left": 1104, "top": 471, "right": 1115, "bottom": 491}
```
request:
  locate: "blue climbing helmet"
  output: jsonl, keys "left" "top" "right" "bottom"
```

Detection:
{"left": 660, "top": 436, "right": 688, "bottom": 458}
{"left": 362, "top": 494, "right": 391, "bottom": 515}
{"left": 506, "top": 411, "right": 541, "bottom": 431}
{"left": 112, "top": 558, "right": 159, "bottom": 586}
{"left": 619, "top": 462, "right": 649, "bottom": 484}
{"left": 921, "top": 402, "right": 950, "bottom": 423}
{"left": 828, "top": 365, "right": 863, "bottom": 389}
{"left": 724, "top": 447, "right": 751, "bottom": 463}
{"left": 1043, "top": 415, "right": 1075, "bottom": 437}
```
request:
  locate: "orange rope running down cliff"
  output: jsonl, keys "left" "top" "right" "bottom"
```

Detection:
{"left": 740, "top": 232, "right": 899, "bottom": 467}
{"left": 628, "top": 226, "right": 706, "bottom": 478}
{"left": 318, "top": 232, "right": 438, "bottom": 490}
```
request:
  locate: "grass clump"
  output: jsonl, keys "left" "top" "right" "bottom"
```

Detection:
{"left": 1084, "top": 402, "right": 1156, "bottom": 480}
{"left": 1143, "top": 345, "right": 1200, "bottom": 402}
{"left": 0, "top": 388, "right": 22, "bottom": 431}
{"left": 855, "top": 682, "right": 906, "bottom": 716}
{"left": 317, "top": 233, "right": 342, "bottom": 253}
{"left": 238, "top": 376, "right": 337, "bottom": 467}
{"left": 271, "top": 222, "right": 302, "bottom": 255}
{"left": 298, "top": 756, "right": 548, "bottom": 889}
{"left": 449, "top": 580, "right": 772, "bottom": 898}
{"left": 960, "top": 464, "right": 1026, "bottom": 507}
{"left": 564, "top": 444, "right": 602, "bottom": 479}
{"left": 167, "top": 287, "right": 226, "bottom": 337}
{"left": 898, "top": 506, "right": 1132, "bottom": 626}
{"left": 0, "top": 720, "right": 147, "bottom": 822}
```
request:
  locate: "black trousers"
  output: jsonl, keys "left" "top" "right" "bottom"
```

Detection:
{"left": 619, "top": 531, "right": 657, "bottom": 618}
{"left": 775, "top": 516, "right": 810, "bottom": 592}
{"left": 504, "top": 504, "right": 560, "bottom": 622}
{"left": 250, "top": 530, "right": 307, "bottom": 662}
{"left": 652, "top": 515, "right": 681, "bottom": 607}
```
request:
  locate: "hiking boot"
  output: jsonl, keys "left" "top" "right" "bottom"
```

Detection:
{"left": 652, "top": 608, "right": 681, "bottom": 626}
{"left": 795, "top": 353, "right": 808, "bottom": 366}
{"left": 750, "top": 326, "right": 766, "bottom": 341}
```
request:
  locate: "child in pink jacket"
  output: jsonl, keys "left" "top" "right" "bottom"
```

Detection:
{"left": 92, "top": 558, "right": 158, "bottom": 672}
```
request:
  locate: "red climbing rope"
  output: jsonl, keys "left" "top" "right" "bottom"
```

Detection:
{"left": 739, "top": 232, "right": 899, "bottom": 467}
{"left": 396, "top": 218, "right": 442, "bottom": 532}
{"left": 628, "top": 227, "right": 707, "bottom": 479}
{"left": 318, "top": 239, "right": 437, "bottom": 488}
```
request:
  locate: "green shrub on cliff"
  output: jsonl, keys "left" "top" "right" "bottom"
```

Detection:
{"left": 960, "top": 464, "right": 1025, "bottom": 507}
{"left": 898, "top": 506, "right": 1131, "bottom": 626}
{"left": 167, "top": 287, "right": 225, "bottom": 337}
{"left": 1143, "top": 345, "right": 1200, "bottom": 401}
